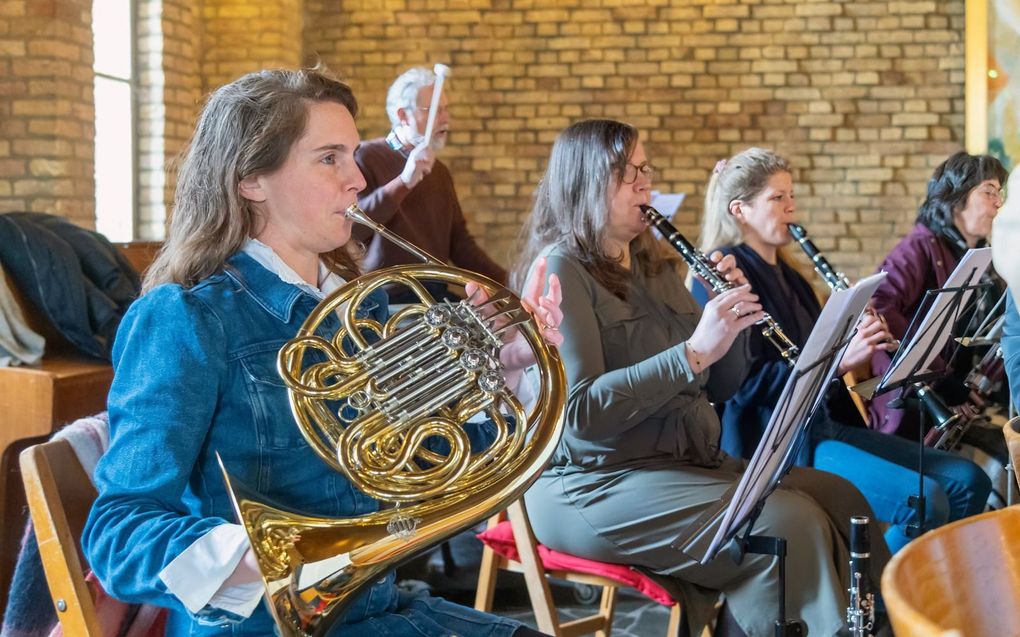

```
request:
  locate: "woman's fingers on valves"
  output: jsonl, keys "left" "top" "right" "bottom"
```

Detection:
{"left": 538, "top": 273, "right": 563, "bottom": 328}
{"left": 717, "top": 286, "right": 757, "bottom": 313}
{"left": 713, "top": 284, "right": 752, "bottom": 304}
{"left": 735, "top": 310, "right": 765, "bottom": 330}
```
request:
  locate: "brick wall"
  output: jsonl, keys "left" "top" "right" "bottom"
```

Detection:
{"left": 136, "top": 0, "right": 301, "bottom": 239}
{"left": 201, "top": 0, "right": 303, "bottom": 93}
{"left": 0, "top": 0, "right": 95, "bottom": 227}
{"left": 304, "top": 0, "right": 967, "bottom": 281}
{"left": 0, "top": 0, "right": 970, "bottom": 282}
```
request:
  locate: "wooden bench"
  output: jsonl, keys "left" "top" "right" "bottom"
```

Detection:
{"left": 0, "top": 241, "right": 158, "bottom": 621}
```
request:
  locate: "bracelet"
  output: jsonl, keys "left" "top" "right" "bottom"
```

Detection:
{"left": 687, "top": 342, "right": 703, "bottom": 374}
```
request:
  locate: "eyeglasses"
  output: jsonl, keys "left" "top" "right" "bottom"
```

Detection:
{"left": 414, "top": 105, "right": 449, "bottom": 115}
{"left": 622, "top": 162, "right": 655, "bottom": 184}
{"left": 978, "top": 185, "right": 1004, "bottom": 202}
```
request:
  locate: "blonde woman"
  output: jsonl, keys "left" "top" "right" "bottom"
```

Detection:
{"left": 694, "top": 147, "right": 991, "bottom": 554}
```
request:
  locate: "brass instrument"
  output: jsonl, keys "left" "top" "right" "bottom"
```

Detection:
{"left": 787, "top": 223, "right": 970, "bottom": 450}
{"left": 641, "top": 204, "right": 800, "bottom": 364}
{"left": 219, "top": 204, "right": 566, "bottom": 637}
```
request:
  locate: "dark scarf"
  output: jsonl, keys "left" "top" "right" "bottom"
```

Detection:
{"left": 724, "top": 243, "right": 821, "bottom": 354}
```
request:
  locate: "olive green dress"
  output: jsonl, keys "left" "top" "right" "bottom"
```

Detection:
{"left": 524, "top": 245, "right": 890, "bottom": 637}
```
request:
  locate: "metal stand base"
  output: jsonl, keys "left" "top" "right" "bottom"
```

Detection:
{"left": 731, "top": 533, "right": 807, "bottom": 636}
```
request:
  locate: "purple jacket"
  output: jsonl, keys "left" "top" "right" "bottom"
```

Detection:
{"left": 868, "top": 223, "right": 959, "bottom": 435}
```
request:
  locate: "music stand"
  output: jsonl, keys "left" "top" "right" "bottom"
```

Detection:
{"left": 675, "top": 272, "right": 887, "bottom": 637}
{"left": 956, "top": 288, "right": 1006, "bottom": 347}
{"left": 865, "top": 247, "right": 993, "bottom": 536}
{"left": 870, "top": 248, "right": 993, "bottom": 397}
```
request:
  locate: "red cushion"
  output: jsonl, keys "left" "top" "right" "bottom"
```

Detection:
{"left": 477, "top": 521, "right": 676, "bottom": 606}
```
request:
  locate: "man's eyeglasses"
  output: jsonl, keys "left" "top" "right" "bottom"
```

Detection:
{"left": 415, "top": 105, "right": 449, "bottom": 115}
{"left": 622, "top": 162, "right": 655, "bottom": 184}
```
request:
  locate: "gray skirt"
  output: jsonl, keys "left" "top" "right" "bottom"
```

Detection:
{"left": 525, "top": 457, "right": 889, "bottom": 637}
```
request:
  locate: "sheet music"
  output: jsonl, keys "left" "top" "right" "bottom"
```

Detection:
{"left": 650, "top": 191, "right": 685, "bottom": 220}
{"left": 878, "top": 247, "right": 992, "bottom": 391}
{"left": 701, "top": 272, "right": 887, "bottom": 561}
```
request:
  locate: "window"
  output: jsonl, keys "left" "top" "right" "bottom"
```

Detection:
{"left": 93, "top": 2, "right": 135, "bottom": 242}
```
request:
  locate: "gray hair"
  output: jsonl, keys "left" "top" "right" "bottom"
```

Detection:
{"left": 385, "top": 67, "right": 435, "bottom": 128}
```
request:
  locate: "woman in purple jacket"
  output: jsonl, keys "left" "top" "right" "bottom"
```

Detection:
{"left": 869, "top": 151, "right": 1007, "bottom": 440}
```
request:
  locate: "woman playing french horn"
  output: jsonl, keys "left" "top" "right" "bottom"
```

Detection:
{"left": 81, "top": 67, "right": 561, "bottom": 637}
{"left": 513, "top": 119, "right": 887, "bottom": 637}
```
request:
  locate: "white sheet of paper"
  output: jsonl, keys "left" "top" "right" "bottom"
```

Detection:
{"left": 702, "top": 272, "right": 888, "bottom": 562}
{"left": 879, "top": 247, "right": 993, "bottom": 391}
{"left": 650, "top": 192, "right": 685, "bottom": 220}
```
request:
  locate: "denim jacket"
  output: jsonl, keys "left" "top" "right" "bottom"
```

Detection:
{"left": 82, "top": 252, "right": 522, "bottom": 637}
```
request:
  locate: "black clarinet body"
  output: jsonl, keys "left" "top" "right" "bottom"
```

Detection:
{"left": 787, "top": 222, "right": 972, "bottom": 451}
{"left": 640, "top": 204, "right": 799, "bottom": 364}
{"left": 787, "top": 223, "right": 851, "bottom": 291}
{"left": 847, "top": 515, "right": 876, "bottom": 637}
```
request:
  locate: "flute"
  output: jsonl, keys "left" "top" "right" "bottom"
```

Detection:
{"left": 640, "top": 204, "right": 799, "bottom": 364}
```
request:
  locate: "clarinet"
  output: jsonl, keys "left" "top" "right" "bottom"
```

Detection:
{"left": 787, "top": 223, "right": 850, "bottom": 291}
{"left": 787, "top": 223, "right": 971, "bottom": 450}
{"left": 847, "top": 515, "right": 876, "bottom": 637}
{"left": 640, "top": 204, "right": 799, "bottom": 364}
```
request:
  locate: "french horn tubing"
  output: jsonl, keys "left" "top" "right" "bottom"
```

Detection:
{"left": 219, "top": 204, "right": 566, "bottom": 637}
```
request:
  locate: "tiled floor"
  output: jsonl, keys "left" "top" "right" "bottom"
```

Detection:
{"left": 499, "top": 588, "right": 675, "bottom": 636}
{"left": 400, "top": 573, "right": 674, "bottom": 636}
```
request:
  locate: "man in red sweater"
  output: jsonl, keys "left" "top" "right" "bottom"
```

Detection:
{"left": 354, "top": 67, "right": 507, "bottom": 303}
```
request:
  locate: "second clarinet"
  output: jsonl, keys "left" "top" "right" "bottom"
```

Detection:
{"left": 787, "top": 221, "right": 972, "bottom": 450}
{"left": 640, "top": 204, "right": 800, "bottom": 364}
{"left": 847, "top": 515, "right": 876, "bottom": 637}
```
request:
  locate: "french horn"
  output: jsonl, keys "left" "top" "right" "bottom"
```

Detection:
{"left": 219, "top": 204, "right": 566, "bottom": 636}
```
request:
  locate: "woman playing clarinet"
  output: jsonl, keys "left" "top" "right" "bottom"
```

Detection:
{"left": 514, "top": 120, "right": 889, "bottom": 637}
{"left": 693, "top": 147, "right": 991, "bottom": 554}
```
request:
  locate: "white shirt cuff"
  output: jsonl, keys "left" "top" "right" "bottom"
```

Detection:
{"left": 515, "top": 366, "right": 539, "bottom": 413}
{"left": 158, "top": 523, "right": 264, "bottom": 618}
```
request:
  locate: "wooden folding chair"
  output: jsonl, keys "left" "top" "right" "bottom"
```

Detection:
{"left": 21, "top": 438, "right": 101, "bottom": 635}
{"left": 475, "top": 499, "right": 681, "bottom": 637}
{"left": 882, "top": 506, "right": 1020, "bottom": 637}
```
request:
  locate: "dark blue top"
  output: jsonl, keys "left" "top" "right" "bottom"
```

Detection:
{"left": 691, "top": 244, "right": 858, "bottom": 462}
